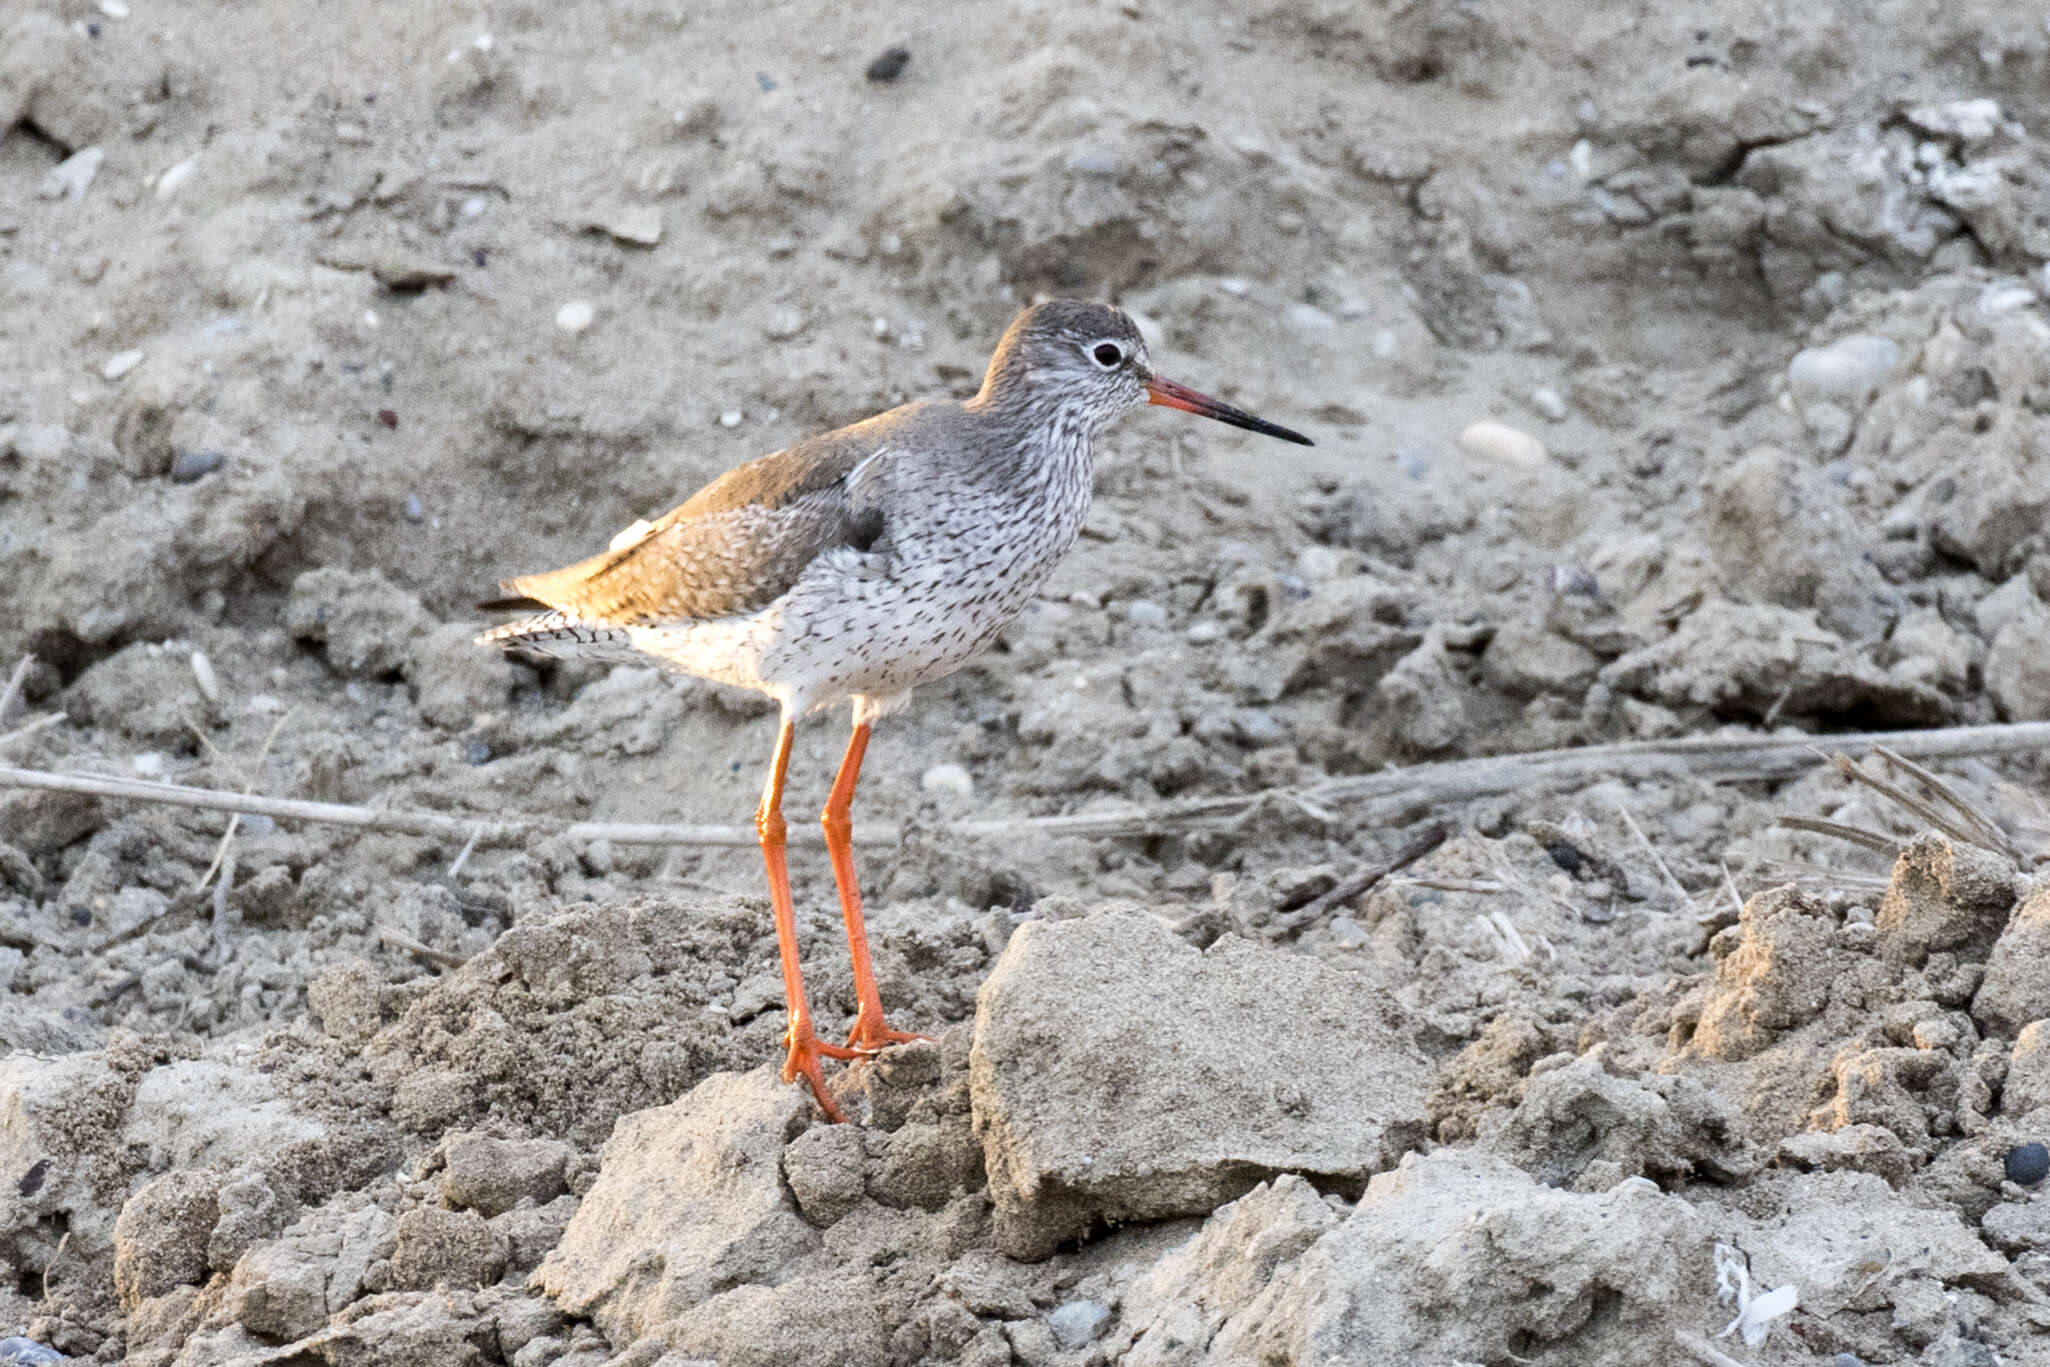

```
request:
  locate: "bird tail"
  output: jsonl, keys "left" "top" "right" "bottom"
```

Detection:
{"left": 475, "top": 609, "right": 644, "bottom": 663}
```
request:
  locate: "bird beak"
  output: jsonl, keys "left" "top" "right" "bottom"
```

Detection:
{"left": 1146, "top": 376, "right": 1313, "bottom": 446}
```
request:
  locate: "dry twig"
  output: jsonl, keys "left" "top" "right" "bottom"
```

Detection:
{"left": 0, "top": 655, "right": 31, "bottom": 727}
{"left": 1270, "top": 823, "right": 1449, "bottom": 936}
{"left": 1776, "top": 815, "right": 1906, "bottom": 856}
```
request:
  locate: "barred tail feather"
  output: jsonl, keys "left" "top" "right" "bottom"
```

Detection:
{"left": 475, "top": 611, "right": 646, "bottom": 663}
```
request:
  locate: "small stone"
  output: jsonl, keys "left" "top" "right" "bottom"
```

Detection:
{"left": 169, "top": 449, "right": 224, "bottom": 483}
{"left": 590, "top": 204, "right": 663, "bottom": 247}
{"left": 2007, "top": 1142, "right": 2049, "bottom": 1187}
{"left": 1125, "top": 600, "right": 1168, "bottom": 628}
{"left": 1187, "top": 620, "right": 1225, "bottom": 645}
{"left": 103, "top": 349, "right": 143, "bottom": 380}
{"left": 1457, "top": 420, "right": 1547, "bottom": 468}
{"left": 1046, "top": 1300, "right": 1111, "bottom": 1349}
{"left": 440, "top": 1133, "right": 573, "bottom": 1217}
{"left": 921, "top": 763, "right": 973, "bottom": 797}
{"left": 99, "top": 0, "right": 129, "bottom": 16}
{"left": 719, "top": 410, "right": 744, "bottom": 428}
{"left": 864, "top": 46, "right": 911, "bottom": 82}
{"left": 1787, "top": 335, "right": 1898, "bottom": 408}
{"left": 554, "top": 300, "right": 596, "bottom": 334}
{"left": 464, "top": 737, "right": 493, "bottom": 765}
{"left": 155, "top": 158, "right": 196, "bottom": 199}
{"left": 1529, "top": 386, "right": 1569, "bottom": 422}
{"left": 370, "top": 256, "right": 457, "bottom": 291}
{"left": 38, "top": 146, "right": 102, "bottom": 201}
{"left": 762, "top": 307, "right": 806, "bottom": 341}
{"left": 189, "top": 650, "right": 220, "bottom": 704}
{"left": 0, "top": 1340, "right": 63, "bottom": 1367}
{"left": 403, "top": 493, "right": 425, "bottom": 522}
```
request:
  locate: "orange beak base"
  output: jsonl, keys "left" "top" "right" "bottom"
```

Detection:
{"left": 1146, "top": 376, "right": 1312, "bottom": 446}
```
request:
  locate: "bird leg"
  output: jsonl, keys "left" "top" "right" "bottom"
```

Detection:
{"left": 757, "top": 718, "right": 860, "bottom": 1122}
{"left": 822, "top": 720, "right": 931, "bottom": 1055}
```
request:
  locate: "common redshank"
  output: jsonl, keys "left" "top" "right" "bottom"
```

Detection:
{"left": 479, "top": 300, "right": 1311, "bottom": 1121}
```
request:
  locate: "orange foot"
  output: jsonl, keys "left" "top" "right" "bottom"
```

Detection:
{"left": 845, "top": 1010, "right": 934, "bottom": 1055}
{"left": 782, "top": 1020, "right": 863, "bottom": 1123}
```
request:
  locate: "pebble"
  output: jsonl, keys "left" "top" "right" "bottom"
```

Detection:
{"left": 1328, "top": 916, "right": 1370, "bottom": 949}
{"left": 865, "top": 46, "right": 911, "bottom": 82}
{"left": 403, "top": 493, "right": 425, "bottom": 522}
{"left": 98, "top": 0, "right": 129, "bottom": 15}
{"left": 1185, "top": 621, "right": 1225, "bottom": 645}
{"left": 103, "top": 349, "right": 143, "bottom": 380}
{"left": 169, "top": 449, "right": 224, "bottom": 483}
{"left": 189, "top": 650, "right": 220, "bottom": 704}
{"left": 554, "top": 300, "right": 596, "bottom": 334}
{"left": 592, "top": 204, "right": 662, "bottom": 247}
{"left": 1046, "top": 1300, "right": 1111, "bottom": 1349}
{"left": 2006, "top": 1141, "right": 2049, "bottom": 1187}
{"left": 1295, "top": 544, "right": 1342, "bottom": 581}
{"left": 1457, "top": 419, "right": 1548, "bottom": 468}
{"left": 1978, "top": 281, "right": 2037, "bottom": 317}
{"left": 38, "top": 146, "right": 102, "bottom": 201}
{"left": 719, "top": 410, "right": 744, "bottom": 428}
{"left": 156, "top": 158, "right": 196, "bottom": 199}
{"left": 1125, "top": 600, "right": 1168, "bottom": 628}
{"left": 920, "top": 763, "right": 973, "bottom": 798}
{"left": 0, "top": 1339, "right": 63, "bottom": 1367}
{"left": 1371, "top": 329, "right": 1397, "bottom": 358}
{"left": 762, "top": 306, "right": 806, "bottom": 341}
{"left": 464, "top": 738, "right": 493, "bottom": 766}
{"left": 1786, "top": 334, "right": 1897, "bottom": 406}
{"left": 1217, "top": 277, "right": 1250, "bottom": 296}
{"left": 1529, "top": 386, "right": 1569, "bottom": 422}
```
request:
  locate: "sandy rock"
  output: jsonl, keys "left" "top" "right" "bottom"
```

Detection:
{"left": 438, "top": 1133, "right": 572, "bottom": 1217}
{"left": 123, "top": 1058, "right": 328, "bottom": 1176}
{"left": 406, "top": 622, "right": 524, "bottom": 730}
{"left": 1776, "top": 1123, "right": 1917, "bottom": 1187}
{"left": 208, "top": 1169, "right": 297, "bottom": 1273}
{"left": 224, "top": 1197, "right": 396, "bottom": 1340}
{"left": 1974, "top": 886, "right": 2050, "bottom": 1036}
{"left": 1984, "top": 600, "right": 2050, "bottom": 721}
{"left": 1715, "top": 1169, "right": 2008, "bottom": 1320}
{"left": 1874, "top": 833, "right": 2019, "bottom": 964}
{"left": 1886, "top": 607, "right": 1974, "bottom": 692}
{"left": 1, "top": 1050, "right": 133, "bottom": 1255}
{"left": 1788, "top": 334, "right": 1898, "bottom": 406}
{"left": 534, "top": 1069, "right": 814, "bottom": 1345}
{"left": 2005, "top": 1020, "right": 2050, "bottom": 1116}
{"left": 1690, "top": 885, "right": 1842, "bottom": 1060}
{"left": 1487, "top": 1051, "right": 1757, "bottom": 1187}
{"left": 285, "top": 567, "right": 432, "bottom": 679}
{"left": 1601, "top": 599, "right": 1945, "bottom": 727}
{"left": 970, "top": 910, "right": 1429, "bottom": 1259}
{"left": 1203, "top": 1150, "right": 1712, "bottom": 1365}
{"left": 391, "top": 1206, "right": 507, "bottom": 1290}
{"left": 0, "top": 790, "right": 102, "bottom": 858}
{"left": 1481, "top": 615, "right": 1601, "bottom": 697}
{"left": 64, "top": 642, "right": 220, "bottom": 749}
{"left": 114, "top": 1171, "right": 222, "bottom": 1309}
{"left": 665, "top": 1274, "right": 891, "bottom": 1367}
{"left": 780, "top": 1123, "right": 868, "bottom": 1228}
{"left": 306, "top": 958, "right": 384, "bottom": 1044}
{"left": 490, "top": 1194, "right": 577, "bottom": 1276}
{"left": 1706, "top": 445, "right": 1897, "bottom": 639}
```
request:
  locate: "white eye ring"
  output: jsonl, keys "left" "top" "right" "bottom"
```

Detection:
{"left": 1088, "top": 340, "right": 1124, "bottom": 369}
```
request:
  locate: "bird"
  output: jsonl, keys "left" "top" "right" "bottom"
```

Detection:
{"left": 477, "top": 300, "right": 1311, "bottom": 1121}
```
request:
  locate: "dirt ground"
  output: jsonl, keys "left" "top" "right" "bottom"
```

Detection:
{"left": 9, "top": 0, "right": 2050, "bottom": 1363}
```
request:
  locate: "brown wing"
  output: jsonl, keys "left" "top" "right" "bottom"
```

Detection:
{"left": 497, "top": 421, "right": 895, "bottom": 626}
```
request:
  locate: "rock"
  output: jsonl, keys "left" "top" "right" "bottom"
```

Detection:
{"left": 1457, "top": 419, "right": 1548, "bottom": 467}
{"left": 307, "top": 958, "right": 384, "bottom": 1044}
{"left": 1047, "top": 1300, "right": 1111, "bottom": 1350}
{"left": 970, "top": 909, "right": 1430, "bottom": 1259}
{"left": 1147, "top": 1150, "right": 1708, "bottom": 1365}
{"left": 391, "top": 1205, "right": 507, "bottom": 1290}
{"left": 2005, "top": 1020, "right": 2050, "bottom": 1116}
{"left": 285, "top": 567, "right": 431, "bottom": 680}
{"left": 1706, "top": 445, "right": 1897, "bottom": 639}
{"left": 865, "top": 46, "right": 911, "bottom": 83}
{"left": 1600, "top": 600, "right": 1945, "bottom": 727}
{"left": 1787, "top": 334, "right": 1898, "bottom": 407}
{"left": 123, "top": 1058, "right": 328, "bottom": 1176}
{"left": 1886, "top": 608, "right": 1972, "bottom": 692}
{"left": 1487, "top": 1051, "right": 1756, "bottom": 1187}
{"left": 1690, "top": 885, "right": 1840, "bottom": 1060}
{"left": 666, "top": 1273, "right": 891, "bottom": 1367}
{"left": 586, "top": 204, "right": 663, "bottom": 247}
{"left": 1481, "top": 615, "right": 1601, "bottom": 697}
{"left": 168, "top": 448, "right": 224, "bottom": 483}
{"left": 224, "top": 1197, "right": 396, "bottom": 1339}
{"left": 1874, "top": 833, "right": 2018, "bottom": 964}
{"left": 64, "top": 641, "right": 219, "bottom": 748}
{"left": 113, "top": 1170, "right": 222, "bottom": 1309}
{"left": 1984, "top": 600, "right": 2050, "bottom": 721}
{"left": 208, "top": 1169, "right": 297, "bottom": 1273}
{"left": 0, "top": 1341, "right": 61, "bottom": 1367}
{"left": 2004, "top": 1142, "right": 2048, "bottom": 1186}
{"left": 1975, "top": 886, "right": 2050, "bottom": 1036}
{"left": 534, "top": 1069, "right": 815, "bottom": 1345}
{"left": 1775, "top": 1124, "right": 1917, "bottom": 1187}
{"left": 919, "top": 764, "right": 974, "bottom": 798}
{"left": 406, "top": 622, "right": 523, "bottom": 730}
{"left": 438, "top": 1133, "right": 572, "bottom": 1217}
{"left": 1981, "top": 1199, "right": 2050, "bottom": 1252}
{"left": 491, "top": 1193, "right": 577, "bottom": 1276}
{"left": 555, "top": 300, "right": 596, "bottom": 334}
{"left": 780, "top": 1123, "right": 867, "bottom": 1228}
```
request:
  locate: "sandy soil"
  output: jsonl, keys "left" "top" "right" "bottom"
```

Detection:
{"left": 8, "top": 0, "right": 2050, "bottom": 1363}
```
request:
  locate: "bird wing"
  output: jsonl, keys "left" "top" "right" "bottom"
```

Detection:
{"left": 495, "top": 419, "right": 899, "bottom": 626}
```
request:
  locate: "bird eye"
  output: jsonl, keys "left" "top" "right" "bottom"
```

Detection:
{"left": 1090, "top": 341, "right": 1124, "bottom": 368}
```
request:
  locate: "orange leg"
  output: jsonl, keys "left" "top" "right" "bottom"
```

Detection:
{"left": 757, "top": 717, "right": 860, "bottom": 1122}
{"left": 822, "top": 720, "right": 932, "bottom": 1054}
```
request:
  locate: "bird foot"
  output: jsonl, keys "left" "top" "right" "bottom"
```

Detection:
{"left": 782, "top": 1019, "right": 863, "bottom": 1123}
{"left": 844, "top": 1012, "right": 933, "bottom": 1056}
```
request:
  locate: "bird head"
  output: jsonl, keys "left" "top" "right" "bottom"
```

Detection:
{"left": 975, "top": 299, "right": 1311, "bottom": 446}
